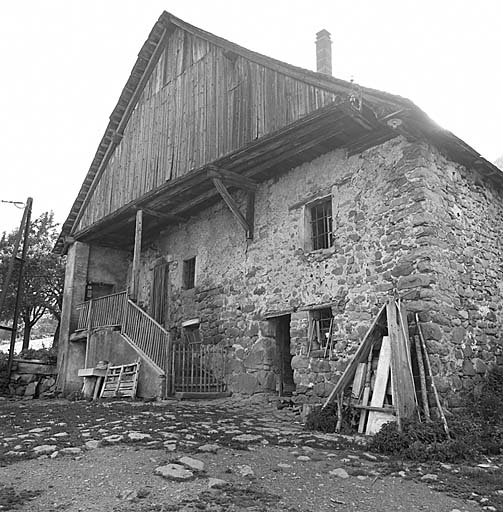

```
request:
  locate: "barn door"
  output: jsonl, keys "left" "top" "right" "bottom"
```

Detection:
{"left": 150, "top": 262, "right": 169, "bottom": 326}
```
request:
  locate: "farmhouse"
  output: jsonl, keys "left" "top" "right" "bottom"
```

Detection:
{"left": 55, "top": 12, "right": 503, "bottom": 407}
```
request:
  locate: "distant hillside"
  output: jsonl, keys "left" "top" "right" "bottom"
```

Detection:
{"left": 495, "top": 155, "right": 503, "bottom": 170}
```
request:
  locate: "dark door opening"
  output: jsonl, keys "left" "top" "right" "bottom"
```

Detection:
{"left": 275, "top": 314, "right": 295, "bottom": 396}
{"left": 150, "top": 262, "right": 169, "bottom": 326}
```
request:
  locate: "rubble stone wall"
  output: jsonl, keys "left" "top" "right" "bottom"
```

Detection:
{"left": 132, "top": 137, "right": 503, "bottom": 405}
{"left": 405, "top": 145, "right": 503, "bottom": 406}
{"left": 1, "top": 360, "right": 57, "bottom": 398}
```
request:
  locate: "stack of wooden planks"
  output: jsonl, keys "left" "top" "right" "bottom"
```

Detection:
{"left": 323, "top": 298, "right": 417, "bottom": 434}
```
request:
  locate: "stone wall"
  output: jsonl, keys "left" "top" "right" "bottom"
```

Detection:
{"left": 1, "top": 360, "right": 57, "bottom": 398}
{"left": 128, "top": 137, "right": 502, "bottom": 406}
{"left": 402, "top": 145, "right": 503, "bottom": 406}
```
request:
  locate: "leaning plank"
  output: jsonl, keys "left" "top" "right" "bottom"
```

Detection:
{"left": 387, "top": 302, "right": 416, "bottom": 427}
{"left": 351, "top": 363, "right": 366, "bottom": 399}
{"left": 366, "top": 336, "right": 392, "bottom": 435}
{"left": 358, "top": 347, "right": 374, "bottom": 433}
{"left": 323, "top": 303, "right": 386, "bottom": 409}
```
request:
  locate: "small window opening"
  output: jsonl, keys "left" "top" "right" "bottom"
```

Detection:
{"left": 182, "top": 318, "right": 201, "bottom": 343}
{"left": 85, "top": 282, "right": 114, "bottom": 301}
{"left": 310, "top": 199, "right": 333, "bottom": 250}
{"left": 182, "top": 257, "right": 196, "bottom": 290}
{"left": 308, "top": 307, "right": 334, "bottom": 354}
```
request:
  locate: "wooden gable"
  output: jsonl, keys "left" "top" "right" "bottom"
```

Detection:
{"left": 74, "top": 26, "right": 341, "bottom": 234}
{"left": 56, "top": 11, "right": 501, "bottom": 253}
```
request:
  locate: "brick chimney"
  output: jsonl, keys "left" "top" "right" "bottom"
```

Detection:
{"left": 316, "top": 29, "right": 332, "bottom": 75}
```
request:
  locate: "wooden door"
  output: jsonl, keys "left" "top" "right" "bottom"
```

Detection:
{"left": 150, "top": 262, "right": 169, "bottom": 326}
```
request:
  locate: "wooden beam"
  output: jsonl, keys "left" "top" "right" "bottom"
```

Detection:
{"left": 246, "top": 191, "right": 255, "bottom": 239}
{"left": 207, "top": 166, "right": 257, "bottom": 191}
{"left": 212, "top": 178, "right": 253, "bottom": 239}
{"left": 142, "top": 207, "right": 186, "bottom": 223}
{"left": 130, "top": 209, "right": 143, "bottom": 302}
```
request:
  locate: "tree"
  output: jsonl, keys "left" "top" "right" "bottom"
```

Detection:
{"left": 0, "top": 211, "right": 64, "bottom": 349}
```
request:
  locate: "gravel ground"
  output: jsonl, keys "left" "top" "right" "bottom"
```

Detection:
{"left": 0, "top": 396, "right": 500, "bottom": 511}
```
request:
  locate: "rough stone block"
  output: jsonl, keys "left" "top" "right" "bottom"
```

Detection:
{"left": 420, "top": 322, "right": 442, "bottom": 341}
{"left": 451, "top": 326, "right": 466, "bottom": 344}
{"left": 256, "top": 370, "right": 276, "bottom": 391}
{"left": 397, "top": 274, "right": 433, "bottom": 289}
{"left": 462, "top": 359, "right": 476, "bottom": 376}
{"left": 291, "top": 355, "right": 309, "bottom": 370}
{"left": 473, "top": 358, "right": 487, "bottom": 374}
{"left": 230, "top": 373, "right": 259, "bottom": 394}
{"left": 24, "top": 381, "right": 38, "bottom": 398}
{"left": 310, "top": 359, "right": 331, "bottom": 373}
{"left": 243, "top": 337, "right": 276, "bottom": 369}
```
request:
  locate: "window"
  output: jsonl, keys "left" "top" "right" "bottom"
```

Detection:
{"left": 85, "top": 282, "right": 114, "bottom": 301}
{"left": 182, "top": 319, "right": 201, "bottom": 343}
{"left": 308, "top": 307, "right": 334, "bottom": 353}
{"left": 310, "top": 199, "right": 333, "bottom": 250}
{"left": 182, "top": 257, "right": 196, "bottom": 289}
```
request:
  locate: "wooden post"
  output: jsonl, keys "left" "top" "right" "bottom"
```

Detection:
{"left": 414, "top": 334, "right": 430, "bottom": 421}
{"left": 130, "top": 209, "right": 143, "bottom": 302}
{"left": 7, "top": 197, "right": 32, "bottom": 377}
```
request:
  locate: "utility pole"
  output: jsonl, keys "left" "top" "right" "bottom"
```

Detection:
{"left": 0, "top": 197, "right": 33, "bottom": 378}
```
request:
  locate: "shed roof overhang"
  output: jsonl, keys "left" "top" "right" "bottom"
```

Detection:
{"left": 63, "top": 100, "right": 395, "bottom": 251}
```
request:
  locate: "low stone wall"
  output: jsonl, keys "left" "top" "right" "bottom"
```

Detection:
{"left": 3, "top": 359, "right": 58, "bottom": 398}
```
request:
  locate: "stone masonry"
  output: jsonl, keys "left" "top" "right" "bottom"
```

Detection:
{"left": 121, "top": 136, "right": 502, "bottom": 407}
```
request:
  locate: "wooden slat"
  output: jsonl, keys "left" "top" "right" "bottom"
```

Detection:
{"left": 351, "top": 363, "right": 366, "bottom": 399}
{"left": 366, "top": 336, "right": 392, "bottom": 435}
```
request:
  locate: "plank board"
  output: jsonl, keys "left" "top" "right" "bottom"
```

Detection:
{"left": 351, "top": 363, "right": 366, "bottom": 399}
{"left": 387, "top": 301, "right": 416, "bottom": 424}
{"left": 366, "top": 336, "right": 392, "bottom": 435}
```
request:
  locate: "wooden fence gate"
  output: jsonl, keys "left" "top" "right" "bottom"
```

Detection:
{"left": 171, "top": 342, "right": 227, "bottom": 397}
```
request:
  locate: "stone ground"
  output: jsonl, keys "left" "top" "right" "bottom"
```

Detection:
{"left": 0, "top": 396, "right": 502, "bottom": 511}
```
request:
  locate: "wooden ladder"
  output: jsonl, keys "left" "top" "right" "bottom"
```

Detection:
{"left": 100, "top": 359, "right": 141, "bottom": 399}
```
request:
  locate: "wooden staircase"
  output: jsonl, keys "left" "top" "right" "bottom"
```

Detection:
{"left": 76, "top": 291, "right": 228, "bottom": 399}
{"left": 76, "top": 291, "right": 170, "bottom": 390}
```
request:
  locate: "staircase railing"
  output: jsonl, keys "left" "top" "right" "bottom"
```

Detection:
{"left": 75, "top": 291, "right": 170, "bottom": 374}
{"left": 122, "top": 299, "right": 169, "bottom": 371}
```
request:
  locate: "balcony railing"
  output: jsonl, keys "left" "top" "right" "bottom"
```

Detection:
{"left": 75, "top": 291, "right": 169, "bottom": 373}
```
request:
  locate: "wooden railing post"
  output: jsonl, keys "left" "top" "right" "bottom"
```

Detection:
{"left": 87, "top": 299, "right": 93, "bottom": 331}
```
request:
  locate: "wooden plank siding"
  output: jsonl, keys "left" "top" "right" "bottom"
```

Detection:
{"left": 75, "top": 28, "right": 339, "bottom": 233}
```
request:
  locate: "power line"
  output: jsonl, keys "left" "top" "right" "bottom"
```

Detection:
{"left": 0, "top": 199, "right": 25, "bottom": 209}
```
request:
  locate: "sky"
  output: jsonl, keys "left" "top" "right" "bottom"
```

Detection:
{"left": 1, "top": 0, "right": 502, "bottom": 234}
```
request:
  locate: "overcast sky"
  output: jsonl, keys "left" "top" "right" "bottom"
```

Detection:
{"left": 1, "top": 0, "right": 502, "bottom": 234}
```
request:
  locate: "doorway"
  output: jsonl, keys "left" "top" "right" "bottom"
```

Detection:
{"left": 274, "top": 314, "right": 295, "bottom": 396}
{"left": 150, "top": 262, "right": 169, "bottom": 326}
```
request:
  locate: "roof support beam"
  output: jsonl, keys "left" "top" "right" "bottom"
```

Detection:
{"left": 142, "top": 207, "right": 186, "bottom": 223}
{"left": 207, "top": 166, "right": 257, "bottom": 192}
{"left": 212, "top": 178, "right": 254, "bottom": 240}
